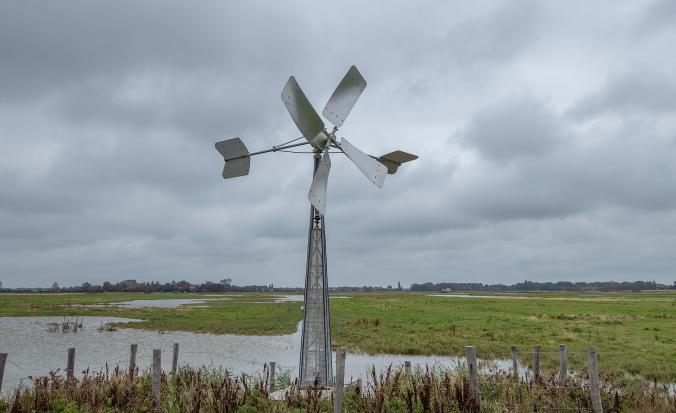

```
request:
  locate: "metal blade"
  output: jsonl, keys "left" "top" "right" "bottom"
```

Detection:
{"left": 340, "top": 137, "right": 386, "bottom": 188}
{"left": 215, "top": 137, "right": 248, "bottom": 160}
{"left": 215, "top": 138, "right": 250, "bottom": 179}
{"left": 281, "top": 76, "right": 325, "bottom": 140}
{"left": 308, "top": 150, "right": 331, "bottom": 216}
{"left": 322, "top": 65, "right": 367, "bottom": 128}
{"left": 222, "top": 158, "right": 250, "bottom": 179}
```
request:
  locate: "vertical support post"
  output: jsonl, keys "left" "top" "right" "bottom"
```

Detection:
{"left": 129, "top": 344, "right": 138, "bottom": 378}
{"left": 465, "top": 346, "right": 480, "bottom": 412}
{"left": 559, "top": 344, "right": 568, "bottom": 381}
{"left": 533, "top": 345, "right": 541, "bottom": 381}
{"left": 0, "top": 353, "right": 7, "bottom": 394}
{"left": 67, "top": 348, "right": 75, "bottom": 380}
{"left": 334, "top": 349, "right": 346, "bottom": 413}
{"left": 299, "top": 152, "right": 332, "bottom": 388}
{"left": 404, "top": 360, "right": 411, "bottom": 375}
{"left": 269, "top": 362, "right": 276, "bottom": 391}
{"left": 152, "top": 349, "right": 161, "bottom": 409}
{"left": 172, "top": 343, "right": 179, "bottom": 375}
{"left": 588, "top": 346, "right": 603, "bottom": 413}
{"left": 510, "top": 345, "right": 518, "bottom": 376}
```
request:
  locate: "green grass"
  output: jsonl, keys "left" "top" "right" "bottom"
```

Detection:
{"left": 329, "top": 292, "right": 676, "bottom": 382}
{"left": 0, "top": 292, "right": 301, "bottom": 335}
{"left": 1, "top": 290, "right": 674, "bottom": 382}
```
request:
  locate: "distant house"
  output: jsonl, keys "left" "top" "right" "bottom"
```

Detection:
{"left": 121, "top": 280, "right": 138, "bottom": 290}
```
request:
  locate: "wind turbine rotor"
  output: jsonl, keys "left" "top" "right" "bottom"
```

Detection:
{"left": 308, "top": 150, "right": 331, "bottom": 216}
{"left": 322, "top": 65, "right": 367, "bottom": 128}
{"left": 339, "top": 137, "right": 387, "bottom": 188}
{"left": 281, "top": 76, "right": 328, "bottom": 149}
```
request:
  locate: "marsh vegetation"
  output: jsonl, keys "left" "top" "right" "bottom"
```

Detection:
{"left": 1, "top": 364, "right": 673, "bottom": 412}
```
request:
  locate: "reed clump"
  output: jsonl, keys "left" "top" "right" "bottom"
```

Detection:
{"left": 45, "top": 317, "right": 83, "bottom": 333}
{"left": 1, "top": 364, "right": 673, "bottom": 412}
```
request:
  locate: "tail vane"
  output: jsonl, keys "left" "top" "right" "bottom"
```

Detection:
{"left": 215, "top": 138, "right": 250, "bottom": 179}
{"left": 373, "top": 150, "right": 418, "bottom": 174}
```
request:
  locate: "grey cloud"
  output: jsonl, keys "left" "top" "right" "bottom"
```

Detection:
{"left": 638, "top": 0, "right": 676, "bottom": 33}
{"left": 460, "top": 96, "right": 563, "bottom": 162}
{"left": 1, "top": 1, "right": 675, "bottom": 288}
{"left": 440, "top": 1, "right": 539, "bottom": 64}
{"left": 569, "top": 71, "right": 676, "bottom": 118}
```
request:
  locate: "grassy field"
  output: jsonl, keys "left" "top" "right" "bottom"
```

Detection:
{"left": 0, "top": 290, "right": 674, "bottom": 382}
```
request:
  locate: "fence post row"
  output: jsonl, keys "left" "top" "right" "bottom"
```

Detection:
{"left": 0, "top": 353, "right": 7, "bottom": 394}
{"left": 533, "top": 345, "right": 541, "bottom": 381}
{"left": 559, "top": 344, "right": 568, "bottom": 381}
{"left": 269, "top": 361, "right": 276, "bottom": 391}
{"left": 172, "top": 343, "right": 179, "bottom": 375}
{"left": 465, "top": 346, "right": 481, "bottom": 412}
{"left": 588, "top": 346, "right": 603, "bottom": 413}
{"left": 0, "top": 343, "right": 606, "bottom": 411}
{"left": 334, "top": 349, "right": 346, "bottom": 413}
{"left": 129, "top": 344, "right": 138, "bottom": 378}
{"left": 152, "top": 349, "right": 161, "bottom": 409}
{"left": 66, "top": 348, "right": 75, "bottom": 380}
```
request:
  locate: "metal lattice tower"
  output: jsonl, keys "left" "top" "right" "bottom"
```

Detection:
{"left": 299, "top": 153, "right": 332, "bottom": 387}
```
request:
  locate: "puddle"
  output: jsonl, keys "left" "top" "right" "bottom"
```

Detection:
{"left": 69, "top": 298, "right": 228, "bottom": 309}
{"left": 69, "top": 295, "right": 305, "bottom": 309}
{"left": 272, "top": 295, "right": 304, "bottom": 302}
{"left": 0, "top": 316, "right": 523, "bottom": 394}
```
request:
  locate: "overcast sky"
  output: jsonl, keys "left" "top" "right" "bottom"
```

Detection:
{"left": 1, "top": 1, "right": 675, "bottom": 288}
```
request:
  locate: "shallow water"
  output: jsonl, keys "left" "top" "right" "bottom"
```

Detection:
{"left": 69, "top": 294, "right": 304, "bottom": 309}
{"left": 0, "top": 316, "right": 524, "bottom": 394}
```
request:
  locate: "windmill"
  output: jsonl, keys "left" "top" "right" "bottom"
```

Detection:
{"left": 215, "top": 65, "right": 417, "bottom": 388}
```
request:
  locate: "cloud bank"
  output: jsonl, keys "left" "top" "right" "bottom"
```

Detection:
{"left": 1, "top": 1, "right": 675, "bottom": 287}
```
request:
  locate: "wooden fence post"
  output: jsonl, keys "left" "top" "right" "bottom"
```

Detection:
{"left": 510, "top": 345, "right": 518, "bottom": 376}
{"left": 533, "top": 346, "right": 541, "bottom": 381}
{"left": 404, "top": 360, "right": 411, "bottom": 375}
{"left": 129, "top": 344, "right": 138, "bottom": 378}
{"left": 269, "top": 362, "right": 276, "bottom": 391}
{"left": 152, "top": 349, "right": 161, "bottom": 409}
{"left": 67, "top": 348, "right": 75, "bottom": 380}
{"left": 465, "top": 346, "right": 480, "bottom": 412}
{"left": 334, "top": 349, "right": 346, "bottom": 413}
{"left": 559, "top": 344, "right": 568, "bottom": 381}
{"left": 588, "top": 346, "right": 603, "bottom": 413}
{"left": 0, "top": 353, "right": 7, "bottom": 394}
{"left": 172, "top": 343, "right": 179, "bottom": 375}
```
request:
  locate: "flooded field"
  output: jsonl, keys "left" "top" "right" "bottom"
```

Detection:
{"left": 0, "top": 315, "right": 520, "bottom": 394}
{"left": 2, "top": 291, "right": 672, "bottom": 387}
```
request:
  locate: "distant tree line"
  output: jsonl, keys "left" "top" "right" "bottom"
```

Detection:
{"left": 2, "top": 278, "right": 674, "bottom": 293}
{"left": 57, "top": 279, "right": 279, "bottom": 293}
{"left": 0, "top": 279, "right": 409, "bottom": 293}
{"left": 410, "top": 280, "right": 675, "bottom": 292}
{"left": 0, "top": 279, "right": 278, "bottom": 293}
